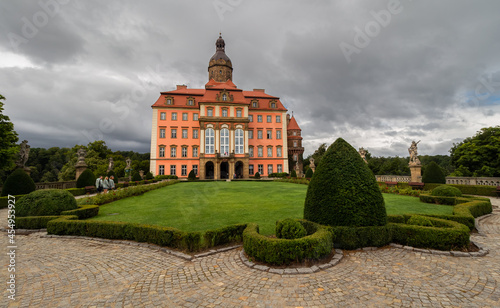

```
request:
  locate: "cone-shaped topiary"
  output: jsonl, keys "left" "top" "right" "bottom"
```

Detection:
{"left": 305, "top": 168, "right": 313, "bottom": 178}
{"left": 1, "top": 168, "right": 36, "bottom": 196}
{"left": 132, "top": 172, "right": 142, "bottom": 181}
{"left": 422, "top": 161, "right": 446, "bottom": 184}
{"left": 188, "top": 169, "right": 196, "bottom": 181}
{"left": 145, "top": 172, "right": 154, "bottom": 180}
{"left": 254, "top": 172, "right": 260, "bottom": 179}
{"left": 16, "top": 189, "right": 77, "bottom": 217}
{"left": 291, "top": 169, "right": 297, "bottom": 178}
{"left": 304, "top": 138, "right": 387, "bottom": 227}
{"left": 76, "top": 169, "right": 96, "bottom": 188}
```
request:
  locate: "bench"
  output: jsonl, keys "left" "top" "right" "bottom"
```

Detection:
{"left": 84, "top": 186, "right": 95, "bottom": 194}
{"left": 409, "top": 182, "right": 425, "bottom": 190}
{"left": 385, "top": 181, "right": 398, "bottom": 187}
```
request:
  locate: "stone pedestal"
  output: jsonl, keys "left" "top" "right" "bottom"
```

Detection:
{"left": 410, "top": 165, "right": 422, "bottom": 183}
{"left": 139, "top": 170, "right": 144, "bottom": 179}
{"left": 75, "top": 163, "right": 87, "bottom": 180}
{"left": 19, "top": 167, "right": 31, "bottom": 176}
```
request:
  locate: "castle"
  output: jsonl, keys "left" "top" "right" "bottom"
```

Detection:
{"left": 150, "top": 35, "right": 304, "bottom": 179}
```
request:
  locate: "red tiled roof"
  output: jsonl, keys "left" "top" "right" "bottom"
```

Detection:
{"left": 287, "top": 116, "right": 301, "bottom": 131}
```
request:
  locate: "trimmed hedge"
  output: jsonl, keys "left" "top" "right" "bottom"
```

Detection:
{"left": 65, "top": 188, "right": 86, "bottom": 196}
{"left": 423, "top": 183, "right": 497, "bottom": 196}
{"left": 276, "top": 218, "right": 307, "bottom": 239}
{"left": 203, "top": 224, "right": 247, "bottom": 247}
{"left": 16, "top": 189, "right": 78, "bottom": 217}
{"left": 0, "top": 194, "right": 24, "bottom": 209}
{"left": 331, "top": 225, "right": 392, "bottom": 250}
{"left": 61, "top": 205, "right": 99, "bottom": 219}
{"left": 76, "top": 169, "right": 96, "bottom": 188}
{"left": 15, "top": 216, "right": 64, "bottom": 229}
{"left": 1, "top": 168, "right": 36, "bottom": 196}
{"left": 420, "top": 194, "right": 459, "bottom": 205}
{"left": 422, "top": 161, "right": 446, "bottom": 184}
{"left": 243, "top": 221, "right": 333, "bottom": 265}
{"left": 431, "top": 185, "right": 462, "bottom": 197}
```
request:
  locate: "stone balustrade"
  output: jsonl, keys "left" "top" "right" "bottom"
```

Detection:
{"left": 375, "top": 175, "right": 411, "bottom": 183}
{"left": 375, "top": 175, "right": 500, "bottom": 186}
{"left": 34, "top": 181, "right": 77, "bottom": 190}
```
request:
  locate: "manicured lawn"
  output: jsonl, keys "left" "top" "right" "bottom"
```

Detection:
{"left": 88, "top": 181, "right": 453, "bottom": 235}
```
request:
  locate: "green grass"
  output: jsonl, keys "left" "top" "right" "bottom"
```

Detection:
{"left": 88, "top": 181, "right": 453, "bottom": 235}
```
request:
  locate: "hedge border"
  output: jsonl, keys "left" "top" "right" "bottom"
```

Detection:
{"left": 424, "top": 183, "right": 497, "bottom": 196}
{"left": 61, "top": 205, "right": 100, "bottom": 219}
{"left": 0, "top": 194, "right": 24, "bottom": 209}
{"left": 14, "top": 205, "right": 100, "bottom": 229}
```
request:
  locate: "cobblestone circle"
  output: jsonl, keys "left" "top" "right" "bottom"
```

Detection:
{"left": 1, "top": 198, "right": 500, "bottom": 307}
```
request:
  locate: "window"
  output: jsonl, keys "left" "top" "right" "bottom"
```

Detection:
{"left": 235, "top": 129, "right": 244, "bottom": 154}
{"left": 193, "top": 147, "right": 198, "bottom": 157}
{"left": 159, "top": 165, "right": 165, "bottom": 175}
{"left": 267, "top": 147, "right": 272, "bottom": 157}
{"left": 170, "top": 147, "right": 176, "bottom": 157}
{"left": 249, "top": 115, "right": 253, "bottom": 122}
{"left": 258, "top": 164, "right": 263, "bottom": 174}
{"left": 236, "top": 109, "right": 242, "bottom": 117}
{"left": 257, "top": 115, "right": 262, "bottom": 122}
{"left": 257, "top": 130, "right": 263, "bottom": 139}
{"left": 277, "top": 147, "right": 282, "bottom": 157}
{"left": 187, "top": 99, "right": 194, "bottom": 106}
{"left": 249, "top": 165, "right": 254, "bottom": 175}
{"left": 193, "top": 113, "right": 199, "bottom": 121}
{"left": 205, "top": 128, "right": 215, "bottom": 154}
{"left": 267, "top": 115, "right": 272, "bottom": 123}
{"left": 222, "top": 109, "right": 228, "bottom": 117}
{"left": 170, "top": 165, "right": 176, "bottom": 175}
{"left": 248, "top": 130, "right": 253, "bottom": 139}
{"left": 267, "top": 130, "right": 272, "bottom": 139}
{"left": 207, "top": 108, "right": 213, "bottom": 117}
{"left": 159, "top": 147, "right": 165, "bottom": 158}
{"left": 258, "top": 146, "right": 263, "bottom": 157}
{"left": 277, "top": 164, "right": 283, "bottom": 173}
{"left": 249, "top": 147, "right": 254, "bottom": 157}
{"left": 252, "top": 101, "right": 258, "bottom": 108}
{"left": 193, "top": 129, "right": 199, "bottom": 139}
{"left": 166, "top": 98, "right": 172, "bottom": 105}
{"left": 182, "top": 147, "right": 187, "bottom": 157}
{"left": 222, "top": 94, "right": 227, "bottom": 101}
{"left": 172, "top": 112, "right": 177, "bottom": 120}
{"left": 293, "top": 131, "right": 297, "bottom": 136}
{"left": 276, "top": 130, "right": 282, "bottom": 139}
{"left": 276, "top": 115, "right": 281, "bottom": 123}
{"left": 171, "top": 129, "right": 177, "bottom": 138}
{"left": 160, "top": 128, "right": 166, "bottom": 138}
{"left": 220, "top": 128, "right": 229, "bottom": 156}
{"left": 182, "top": 129, "right": 188, "bottom": 138}
{"left": 271, "top": 102, "right": 276, "bottom": 108}
{"left": 293, "top": 141, "right": 298, "bottom": 147}
{"left": 193, "top": 165, "right": 198, "bottom": 175}
{"left": 181, "top": 165, "right": 187, "bottom": 176}
{"left": 160, "top": 112, "right": 166, "bottom": 120}
{"left": 268, "top": 164, "right": 273, "bottom": 175}
{"left": 182, "top": 113, "right": 188, "bottom": 121}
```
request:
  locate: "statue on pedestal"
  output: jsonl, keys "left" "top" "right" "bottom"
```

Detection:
{"left": 359, "top": 147, "right": 368, "bottom": 164}
{"left": 16, "top": 140, "right": 30, "bottom": 169}
{"left": 76, "top": 147, "right": 87, "bottom": 166}
{"left": 309, "top": 157, "right": 315, "bottom": 172}
{"left": 107, "top": 157, "right": 114, "bottom": 172}
{"left": 408, "top": 140, "right": 421, "bottom": 166}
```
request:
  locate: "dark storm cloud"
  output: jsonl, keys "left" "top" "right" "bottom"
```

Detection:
{"left": 0, "top": 0, "right": 499, "bottom": 156}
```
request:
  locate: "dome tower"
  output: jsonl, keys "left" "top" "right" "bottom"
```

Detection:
{"left": 208, "top": 34, "right": 233, "bottom": 82}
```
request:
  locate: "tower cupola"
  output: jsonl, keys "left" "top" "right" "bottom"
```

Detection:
{"left": 208, "top": 34, "right": 233, "bottom": 82}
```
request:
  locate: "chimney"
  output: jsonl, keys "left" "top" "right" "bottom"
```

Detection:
{"left": 176, "top": 85, "right": 187, "bottom": 90}
{"left": 253, "top": 88, "right": 265, "bottom": 92}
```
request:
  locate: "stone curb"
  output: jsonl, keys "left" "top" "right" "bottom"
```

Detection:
{"left": 39, "top": 233, "right": 242, "bottom": 261}
{"left": 0, "top": 228, "right": 47, "bottom": 235}
{"left": 239, "top": 248, "right": 344, "bottom": 275}
{"left": 389, "top": 242, "right": 489, "bottom": 257}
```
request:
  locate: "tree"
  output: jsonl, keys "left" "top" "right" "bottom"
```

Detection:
{"left": 450, "top": 126, "right": 500, "bottom": 177}
{"left": 304, "top": 138, "right": 386, "bottom": 227}
{"left": 188, "top": 169, "right": 196, "bottom": 180}
{"left": 1, "top": 168, "right": 36, "bottom": 196}
{"left": 305, "top": 168, "right": 313, "bottom": 178}
{"left": 76, "top": 169, "right": 96, "bottom": 188}
{"left": 422, "top": 161, "right": 446, "bottom": 184}
{"left": 290, "top": 169, "right": 297, "bottom": 178}
{"left": 0, "top": 94, "right": 19, "bottom": 173}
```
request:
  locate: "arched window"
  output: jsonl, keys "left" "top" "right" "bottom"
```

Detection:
{"left": 220, "top": 128, "right": 229, "bottom": 156}
{"left": 205, "top": 128, "right": 215, "bottom": 154}
{"left": 235, "top": 129, "right": 244, "bottom": 154}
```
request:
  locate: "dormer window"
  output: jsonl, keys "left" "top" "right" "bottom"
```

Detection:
{"left": 222, "top": 94, "right": 227, "bottom": 101}
{"left": 251, "top": 100, "right": 259, "bottom": 108}
{"left": 165, "top": 96, "right": 173, "bottom": 105}
{"left": 271, "top": 102, "right": 276, "bottom": 108}
{"left": 187, "top": 99, "right": 194, "bottom": 106}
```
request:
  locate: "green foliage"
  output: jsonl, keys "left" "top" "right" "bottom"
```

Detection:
{"left": 268, "top": 172, "right": 289, "bottom": 178}
{"left": 276, "top": 218, "right": 307, "bottom": 239}
{"left": 290, "top": 169, "right": 297, "bottom": 178}
{"left": 450, "top": 126, "right": 500, "bottom": 176}
{"left": 254, "top": 172, "right": 260, "bottom": 179}
{"left": 407, "top": 215, "right": 434, "bottom": 227}
{"left": 304, "top": 143, "right": 327, "bottom": 170}
{"left": 305, "top": 168, "right": 314, "bottom": 178}
{"left": 331, "top": 225, "right": 392, "bottom": 250}
{"left": 304, "top": 138, "right": 387, "bottom": 227}
{"left": 16, "top": 189, "right": 77, "bottom": 217}
{"left": 203, "top": 224, "right": 247, "bottom": 247}
{"left": 1, "top": 168, "right": 36, "bottom": 196}
{"left": 145, "top": 171, "right": 154, "bottom": 180}
{"left": 243, "top": 221, "right": 333, "bottom": 265}
{"left": 0, "top": 194, "right": 24, "bottom": 209}
{"left": 422, "top": 161, "right": 446, "bottom": 184}
{"left": 431, "top": 185, "right": 462, "bottom": 197}
{"left": 132, "top": 171, "right": 142, "bottom": 181}
{"left": 419, "top": 194, "right": 458, "bottom": 205}
{"left": 155, "top": 175, "right": 179, "bottom": 180}
{"left": 61, "top": 205, "right": 100, "bottom": 219}
{"left": 76, "top": 169, "right": 96, "bottom": 188}
{"left": 188, "top": 170, "right": 196, "bottom": 181}
{"left": 0, "top": 94, "right": 19, "bottom": 173}
{"left": 15, "top": 216, "right": 62, "bottom": 229}
{"left": 368, "top": 156, "right": 410, "bottom": 176}
{"left": 424, "top": 183, "right": 497, "bottom": 196}
{"left": 65, "top": 188, "right": 86, "bottom": 196}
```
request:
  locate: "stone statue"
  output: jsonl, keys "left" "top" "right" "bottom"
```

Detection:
{"left": 76, "top": 147, "right": 87, "bottom": 165}
{"left": 107, "top": 157, "right": 114, "bottom": 172}
{"left": 359, "top": 147, "right": 367, "bottom": 163}
{"left": 295, "top": 160, "right": 299, "bottom": 171}
{"left": 126, "top": 157, "right": 132, "bottom": 170}
{"left": 309, "top": 157, "right": 315, "bottom": 169}
{"left": 16, "top": 140, "right": 30, "bottom": 168}
{"left": 408, "top": 140, "right": 421, "bottom": 166}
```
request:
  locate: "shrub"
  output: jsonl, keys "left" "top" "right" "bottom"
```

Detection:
{"left": 203, "top": 224, "right": 247, "bottom": 247}
{"left": 422, "top": 161, "right": 446, "bottom": 184}
{"left": 1, "top": 168, "right": 36, "bottom": 196}
{"left": 65, "top": 188, "right": 86, "bottom": 196}
{"left": 432, "top": 185, "right": 462, "bottom": 197}
{"left": 188, "top": 170, "right": 196, "bottom": 181}
{"left": 407, "top": 215, "right": 434, "bottom": 227}
{"left": 15, "top": 216, "right": 65, "bottom": 229}
{"left": 16, "top": 189, "right": 78, "bottom": 217}
{"left": 0, "top": 194, "right": 24, "bottom": 209}
{"left": 276, "top": 218, "right": 307, "bottom": 239}
{"left": 290, "top": 170, "right": 297, "bottom": 178}
{"left": 132, "top": 172, "right": 142, "bottom": 181}
{"left": 76, "top": 169, "right": 96, "bottom": 188}
{"left": 254, "top": 172, "right": 260, "bottom": 179}
{"left": 304, "top": 138, "right": 387, "bottom": 227}
{"left": 155, "top": 175, "right": 179, "bottom": 180}
{"left": 268, "top": 172, "right": 289, "bottom": 178}
{"left": 305, "top": 168, "right": 314, "bottom": 178}
{"left": 145, "top": 172, "right": 154, "bottom": 180}
{"left": 61, "top": 204, "right": 99, "bottom": 219}
{"left": 419, "top": 194, "right": 457, "bottom": 205}
{"left": 331, "top": 225, "right": 392, "bottom": 250}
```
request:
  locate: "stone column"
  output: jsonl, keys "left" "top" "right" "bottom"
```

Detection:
{"left": 410, "top": 165, "right": 422, "bottom": 183}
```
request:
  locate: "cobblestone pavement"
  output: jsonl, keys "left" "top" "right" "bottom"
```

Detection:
{"left": 1, "top": 198, "right": 499, "bottom": 307}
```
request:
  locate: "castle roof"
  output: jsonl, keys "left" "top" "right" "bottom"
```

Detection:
{"left": 287, "top": 116, "right": 301, "bottom": 131}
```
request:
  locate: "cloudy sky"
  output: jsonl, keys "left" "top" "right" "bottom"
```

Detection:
{"left": 1, "top": 0, "right": 499, "bottom": 157}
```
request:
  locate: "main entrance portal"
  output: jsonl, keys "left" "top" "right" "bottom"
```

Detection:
{"left": 220, "top": 162, "right": 229, "bottom": 179}
{"left": 205, "top": 161, "right": 214, "bottom": 179}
